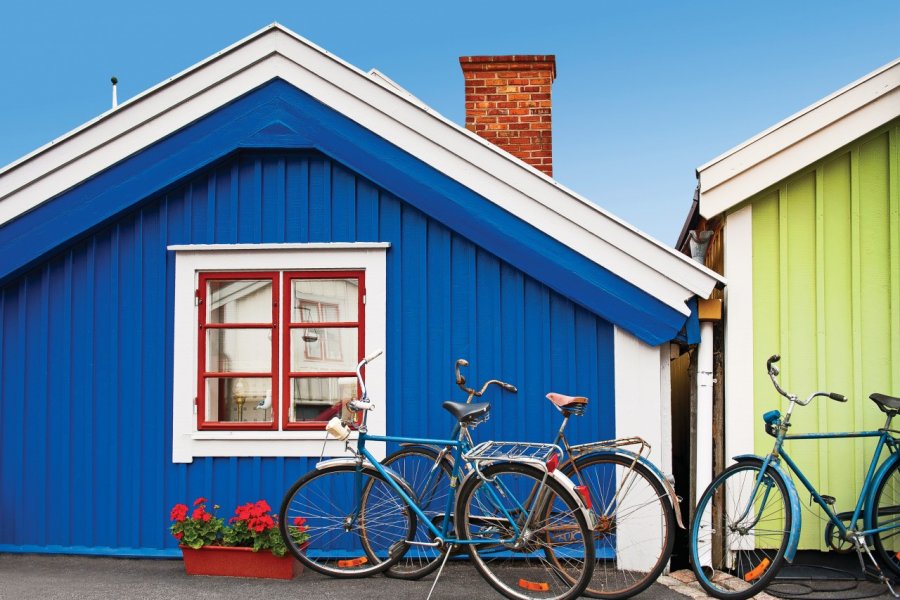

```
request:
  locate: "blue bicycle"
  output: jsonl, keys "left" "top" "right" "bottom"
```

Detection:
{"left": 380, "top": 359, "right": 678, "bottom": 600}
{"left": 690, "top": 354, "right": 900, "bottom": 599}
{"left": 278, "top": 351, "right": 597, "bottom": 600}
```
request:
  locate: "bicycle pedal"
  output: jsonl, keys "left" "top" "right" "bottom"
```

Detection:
{"left": 388, "top": 540, "right": 408, "bottom": 558}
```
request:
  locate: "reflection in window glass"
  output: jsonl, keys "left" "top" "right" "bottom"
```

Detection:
{"left": 206, "top": 329, "right": 272, "bottom": 372}
{"left": 289, "top": 376, "right": 357, "bottom": 423}
{"left": 290, "top": 328, "right": 357, "bottom": 371}
{"left": 292, "top": 279, "right": 358, "bottom": 323}
{"left": 205, "top": 377, "right": 272, "bottom": 422}
{"left": 207, "top": 280, "right": 272, "bottom": 324}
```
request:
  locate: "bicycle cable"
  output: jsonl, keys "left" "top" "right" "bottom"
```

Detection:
{"left": 768, "top": 563, "right": 889, "bottom": 599}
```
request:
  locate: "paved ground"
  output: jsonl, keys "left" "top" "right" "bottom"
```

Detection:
{"left": 1, "top": 553, "right": 898, "bottom": 599}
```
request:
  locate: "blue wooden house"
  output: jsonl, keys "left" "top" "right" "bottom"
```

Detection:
{"left": 0, "top": 24, "right": 721, "bottom": 557}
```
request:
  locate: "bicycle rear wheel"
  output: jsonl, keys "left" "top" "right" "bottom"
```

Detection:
{"left": 690, "top": 460, "right": 792, "bottom": 600}
{"left": 870, "top": 457, "right": 900, "bottom": 575}
{"left": 456, "top": 461, "right": 594, "bottom": 600}
{"left": 564, "top": 453, "right": 675, "bottom": 599}
{"left": 380, "top": 446, "right": 454, "bottom": 579}
{"left": 279, "top": 463, "right": 416, "bottom": 578}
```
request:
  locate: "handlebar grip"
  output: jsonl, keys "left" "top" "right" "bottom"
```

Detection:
{"left": 364, "top": 348, "right": 384, "bottom": 363}
{"left": 502, "top": 383, "right": 518, "bottom": 393}
{"left": 767, "top": 354, "right": 780, "bottom": 367}
{"left": 829, "top": 393, "right": 848, "bottom": 402}
{"left": 456, "top": 359, "right": 469, "bottom": 368}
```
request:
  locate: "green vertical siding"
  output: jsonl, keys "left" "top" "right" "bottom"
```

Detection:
{"left": 749, "top": 120, "right": 900, "bottom": 550}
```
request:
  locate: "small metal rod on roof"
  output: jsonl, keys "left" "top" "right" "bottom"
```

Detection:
{"left": 111, "top": 76, "right": 118, "bottom": 108}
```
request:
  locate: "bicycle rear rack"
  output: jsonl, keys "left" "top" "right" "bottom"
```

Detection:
{"left": 569, "top": 436, "right": 651, "bottom": 458}
{"left": 463, "top": 441, "right": 562, "bottom": 466}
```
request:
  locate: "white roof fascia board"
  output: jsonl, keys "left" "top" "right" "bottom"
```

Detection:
{"left": 0, "top": 24, "right": 722, "bottom": 315}
{"left": 698, "top": 57, "right": 900, "bottom": 218}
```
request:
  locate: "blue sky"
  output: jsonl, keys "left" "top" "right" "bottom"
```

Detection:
{"left": 1, "top": 1, "right": 897, "bottom": 244}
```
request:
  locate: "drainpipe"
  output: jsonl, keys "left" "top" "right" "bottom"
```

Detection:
{"left": 689, "top": 228, "right": 715, "bottom": 567}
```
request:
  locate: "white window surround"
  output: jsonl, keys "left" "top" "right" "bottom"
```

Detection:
{"left": 169, "top": 243, "right": 389, "bottom": 463}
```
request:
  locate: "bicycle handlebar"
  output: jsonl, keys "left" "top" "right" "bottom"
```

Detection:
{"left": 766, "top": 353, "right": 846, "bottom": 408}
{"left": 454, "top": 358, "right": 517, "bottom": 402}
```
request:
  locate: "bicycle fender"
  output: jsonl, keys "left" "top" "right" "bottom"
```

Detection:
{"left": 315, "top": 457, "right": 407, "bottom": 485}
{"left": 733, "top": 454, "right": 801, "bottom": 563}
{"left": 548, "top": 468, "right": 598, "bottom": 531}
{"left": 577, "top": 449, "right": 685, "bottom": 529}
{"left": 864, "top": 452, "right": 900, "bottom": 534}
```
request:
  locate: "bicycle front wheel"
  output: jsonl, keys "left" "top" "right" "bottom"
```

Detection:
{"left": 279, "top": 464, "right": 416, "bottom": 578}
{"left": 870, "top": 457, "right": 900, "bottom": 575}
{"left": 380, "top": 446, "right": 454, "bottom": 580}
{"left": 690, "top": 460, "right": 792, "bottom": 600}
{"left": 564, "top": 453, "right": 675, "bottom": 599}
{"left": 457, "top": 461, "right": 595, "bottom": 600}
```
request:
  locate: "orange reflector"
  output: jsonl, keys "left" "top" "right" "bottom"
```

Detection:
{"left": 896, "top": 551, "right": 900, "bottom": 560}
{"left": 574, "top": 485, "right": 592, "bottom": 510}
{"left": 743, "top": 557, "right": 770, "bottom": 582}
{"left": 337, "top": 557, "right": 368, "bottom": 568}
{"left": 546, "top": 454, "right": 559, "bottom": 473}
{"left": 518, "top": 579, "right": 549, "bottom": 592}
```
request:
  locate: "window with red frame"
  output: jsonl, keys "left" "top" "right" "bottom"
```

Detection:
{"left": 196, "top": 271, "right": 363, "bottom": 431}
{"left": 283, "top": 272, "right": 364, "bottom": 430}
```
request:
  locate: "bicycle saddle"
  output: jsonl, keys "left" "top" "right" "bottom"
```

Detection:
{"left": 871, "top": 393, "right": 900, "bottom": 414}
{"left": 442, "top": 401, "right": 490, "bottom": 424}
{"left": 546, "top": 393, "right": 588, "bottom": 416}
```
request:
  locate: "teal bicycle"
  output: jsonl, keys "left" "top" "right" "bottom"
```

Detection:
{"left": 380, "top": 359, "right": 678, "bottom": 599}
{"left": 278, "top": 351, "right": 597, "bottom": 600}
{"left": 690, "top": 354, "right": 900, "bottom": 599}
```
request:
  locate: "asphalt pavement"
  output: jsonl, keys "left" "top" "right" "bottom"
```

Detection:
{"left": 0, "top": 553, "right": 687, "bottom": 600}
{"left": 2, "top": 553, "right": 898, "bottom": 599}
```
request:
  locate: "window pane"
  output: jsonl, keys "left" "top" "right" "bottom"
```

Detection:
{"left": 290, "top": 328, "right": 357, "bottom": 371}
{"left": 207, "top": 280, "right": 272, "bottom": 324}
{"left": 205, "top": 329, "right": 272, "bottom": 372}
{"left": 291, "top": 278, "right": 358, "bottom": 323}
{"left": 204, "top": 377, "right": 272, "bottom": 423}
{"left": 289, "top": 376, "right": 357, "bottom": 423}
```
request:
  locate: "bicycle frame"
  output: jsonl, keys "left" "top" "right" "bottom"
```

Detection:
{"left": 338, "top": 430, "right": 534, "bottom": 547}
{"left": 734, "top": 414, "right": 900, "bottom": 562}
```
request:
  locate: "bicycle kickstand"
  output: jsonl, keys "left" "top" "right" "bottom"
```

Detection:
{"left": 854, "top": 537, "right": 900, "bottom": 598}
{"left": 425, "top": 544, "right": 454, "bottom": 600}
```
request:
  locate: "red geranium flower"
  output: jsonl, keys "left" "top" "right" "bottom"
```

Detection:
{"left": 170, "top": 504, "right": 188, "bottom": 522}
{"left": 193, "top": 497, "right": 207, "bottom": 506}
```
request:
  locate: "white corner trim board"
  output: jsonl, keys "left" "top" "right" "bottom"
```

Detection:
{"left": 723, "top": 206, "right": 754, "bottom": 461}
{"left": 614, "top": 326, "right": 669, "bottom": 573}
{"left": 170, "top": 243, "right": 388, "bottom": 463}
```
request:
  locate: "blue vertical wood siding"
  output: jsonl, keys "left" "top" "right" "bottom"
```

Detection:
{"left": 0, "top": 151, "right": 615, "bottom": 556}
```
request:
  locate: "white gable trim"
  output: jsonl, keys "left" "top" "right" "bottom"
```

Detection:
{"left": 698, "top": 57, "right": 900, "bottom": 218}
{"left": 0, "top": 24, "right": 722, "bottom": 315}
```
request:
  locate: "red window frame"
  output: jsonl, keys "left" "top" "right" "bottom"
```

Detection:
{"left": 281, "top": 270, "right": 365, "bottom": 431}
{"left": 196, "top": 272, "right": 280, "bottom": 431}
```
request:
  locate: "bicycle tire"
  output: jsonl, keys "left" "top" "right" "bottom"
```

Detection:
{"left": 279, "top": 463, "right": 416, "bottom": 578}
{"left": 870, "top": 456, "right": 900, "bottom": 575}
{"left": 456, "top": 461, "right": 595, "bottom": 600}
{"left": 379, "top": 446, "right": 455, "bottom": 580}
{"left": 689, "top": 460, "right": 792, "bottom": 600}
{"left": 562, "top": 453, "right": 675, "bottom": 599}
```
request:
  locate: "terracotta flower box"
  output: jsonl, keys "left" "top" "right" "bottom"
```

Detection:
{"left": 180, "top": 545, "right": 303, "bottom": 579}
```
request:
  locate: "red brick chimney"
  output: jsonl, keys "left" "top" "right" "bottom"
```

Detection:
{"left": 459, "top": 55, "right": 556, "bottom": 177}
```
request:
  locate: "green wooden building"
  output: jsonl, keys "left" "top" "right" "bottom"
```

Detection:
{"left": 688, "top": 57, "right": 900, "bottom": 550}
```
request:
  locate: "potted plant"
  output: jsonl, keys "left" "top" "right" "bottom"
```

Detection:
{"left": 169, "top": 497, "right": 309, "bottom": 579}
